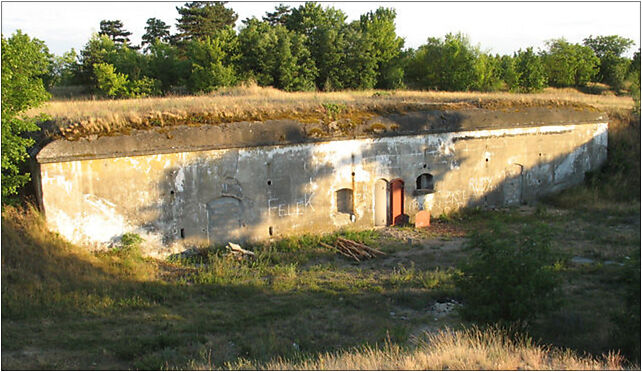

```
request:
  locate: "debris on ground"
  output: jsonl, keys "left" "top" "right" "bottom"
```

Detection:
{"left": 320, "top": 237, "right": 386, "bottom": 262}
{"left": 428, "top": 299, "right": 461, "bottom": 319}
{"left": 227, "top": 242, "right": 255, "bottom": 260}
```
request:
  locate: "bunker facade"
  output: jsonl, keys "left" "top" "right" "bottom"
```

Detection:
{"left": 34, "top": 107, "right": 608, "bottom": 257}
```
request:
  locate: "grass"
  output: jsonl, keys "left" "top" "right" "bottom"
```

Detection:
{"left": 219, "top": 327, "right": 625, "bottom": 370}
{"left": 28, "top": 84, "right": 632, "bottom": 140}
{"left": 2, "top": 195, "right": 639, "bottom": 369}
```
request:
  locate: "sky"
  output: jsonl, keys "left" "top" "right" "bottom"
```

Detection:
{"left": 1, "top": 1, "right": 640, "bottom": 58}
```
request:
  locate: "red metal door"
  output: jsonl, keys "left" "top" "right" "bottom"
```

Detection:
{"left": 390, "top": 179, "right": 404, "bottom": 226}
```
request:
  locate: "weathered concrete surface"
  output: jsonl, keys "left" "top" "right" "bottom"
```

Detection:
{"left": 35, "top": 112, "right": 608, "bottom": 257}
{"left": 36, "top": 107, "right": 606, "bottom": 163}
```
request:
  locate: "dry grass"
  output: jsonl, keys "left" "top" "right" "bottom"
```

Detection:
{"left": 1, "top": 204, "right": 156, "bottom": 318}
{"left": 216, "top": 327, "right": 625, "bottom": 370}
{"left": 29, "top": 84, "right": 633, "bottom": 140}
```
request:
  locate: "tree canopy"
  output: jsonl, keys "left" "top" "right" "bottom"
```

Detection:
{"left": 175, "top": 2, "right": 238, "bottom": 42}
{"left": 1, "top": 31, "right": 51, "bottom": 197}
{"left": 98, "top": 20, "right": 133, "bottom": 45}
{"left": 142, "top": 18, "right": 171, "bottom": 50}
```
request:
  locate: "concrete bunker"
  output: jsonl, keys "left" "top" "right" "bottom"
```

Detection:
{"left": 32, "top": 105, "right": 609, "bottom": 257}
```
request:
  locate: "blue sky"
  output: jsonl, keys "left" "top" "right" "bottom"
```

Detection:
{"left": 2, "top": 1, "right": 640, "bottom": 57}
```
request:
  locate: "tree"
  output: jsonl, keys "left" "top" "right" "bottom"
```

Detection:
{"left": 184, "top": 27, "right": 239, "bottom": 92}
{"left": 499, "top": 55, "right": 519, "bottom": 91}
{"left": 405, "top": 33, "right": 481, "bottom": 91}
{"left": 76, "top": 34, "right": 149, "bottom": 94}
{"left": 358, "top": 7, "right": 405, "bottom": 89}
{"left": 584, "top": 35, "right": 635, "bottom": 90}
{"left": 98, "top": 20, "right": 133, "bottom": 45}
{"left": 583, "top": 35, "right": 634, "bottom": 59}
{"left": 542, "top": 38, "right": 598, "bottom": 87}
{"left": 146, "top": 41, "right": 190, "bottom": 92}
{"left": 1, "top": 31, "right": 51, "bottom": 197}
{"left": 513, "top": 48, "right": 547, "bottom": 92}
{"left": 141, "top": 18, "right": 171, "bottom": 51}
{"left": 238, "top": 19, "right": 316, "bottom": 91}
{"left": 77, "top": 34, "right": 119, "bottom": 87}
{"left": 630, "top": 49, "right": 640, "bottom": 113}
{"left": 285, "top": 2, "right": 347, "bottom": 90}
{"left": 263, "top": 4, "right": 291, "bottom": 26}
{"left": 175, "top": 2, "right": 237, "bottom": 42}
{"left": 44, "top": 49, "right": 78, "bottom": 89}
{"left": 340, "top": 21, "right": 378, "bottom": 90}
{"left": 473, "top": 53, "right": 502, "bottom": 92}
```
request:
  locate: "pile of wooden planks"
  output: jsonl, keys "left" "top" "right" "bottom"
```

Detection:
{"left": 320, "top": 237, "right": 386, "bottom": 262}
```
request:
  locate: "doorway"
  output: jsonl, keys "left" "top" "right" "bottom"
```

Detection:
{"left": 390, "top": 178, "right": 405, "bottom": 226}
{"left": 374, "top": 179, "right": 389, "bottom": 226}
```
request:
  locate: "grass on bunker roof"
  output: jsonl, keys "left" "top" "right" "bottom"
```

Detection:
{"left": 29, "top": 84, "right": 633, "bottom": 141}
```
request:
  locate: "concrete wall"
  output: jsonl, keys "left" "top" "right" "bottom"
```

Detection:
{"left": 38, "top": 122, "right": 607, "bottom": 257}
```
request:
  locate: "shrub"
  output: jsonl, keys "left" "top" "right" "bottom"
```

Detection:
{"left": 127, "top": 76, "right": 160, "bottom": 98}
{"left": 455, "top": 221, "right": 561, "bottom": 326}
{"left": 93, "top": 62, "right": 129, "bottom": 98}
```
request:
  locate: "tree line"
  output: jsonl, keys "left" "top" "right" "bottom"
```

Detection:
{"left": 1, "top": 1, "right": 640, "bottom": 198}
{"left": 38, "top": 2, "right": 639, "bottom": 97}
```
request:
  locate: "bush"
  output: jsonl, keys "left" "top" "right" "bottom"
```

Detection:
{"left": 456, "top": 221, "right": 561, "bottom": 326}
{"left": 93, "top": 62, "right": 129, "bottom": 98}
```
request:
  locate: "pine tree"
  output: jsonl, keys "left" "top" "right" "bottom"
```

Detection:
{"left": 263, "top": 4, "right": 291, "bottom": 26}
{"left": 142, "top": 18, "right": 171, "bottom": 50}
{"left": 98, "top": 20, "right": 133, "bottom": 45}
{"left": 175, "top": 2, "right": 237, "bottom": 42}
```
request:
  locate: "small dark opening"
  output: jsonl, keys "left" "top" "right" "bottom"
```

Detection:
{"left": 180, "top": 228, "right": 185, "bottom": 239}
{"left": 267, "top": 180, "right": 272, "bottom": 186}
{"left": 269, "top": 226, "right": 273, "bottom": 236}
{"left": 351, "top": 172, "right": 355, "bottom": 176}
{"left": 423, "top": 164, "right": 427, "bottom": 168}
{"left": 336, "top": 188, "right": 354, "bottom": 214}
{"left": 170, "top": 190, "right": 175, "bottom": 195}
{"left": 416, "top": 173, "right": 434, "bottom": 191}
{"left": 485, "top": 158, "right": 489, "bottom": 162}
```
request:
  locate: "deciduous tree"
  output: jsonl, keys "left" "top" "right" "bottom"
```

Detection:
{"left": 542, "top": 38, "right": 598, "bottom": 87}
{"left": 184, "top": 27, "right": 239, "bottom": 92}
{"left": 1, "top": 31, "right": 51, "bottom": 197}
{"left": 514, "top": 47, "right": 547, "bottom": 92}
{"left": 584, "top": 35, "right": 634, "bottom": 90}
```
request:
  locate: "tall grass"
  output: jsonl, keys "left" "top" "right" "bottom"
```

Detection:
{"left": 547, "top": 109, "right": 640, "bottom": 208}
{"left": 1, "top": 205, "right": 158, "bottom": 318}
{"left": 214, "top": 327, "right": 624, "bottom": 370}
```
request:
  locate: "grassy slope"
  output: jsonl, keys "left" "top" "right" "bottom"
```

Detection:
{"left": 30, "top": 85, "right": 632, "bottom": 140}
{"left": 3, "top": 89, "right": 639, "bottom": 370}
